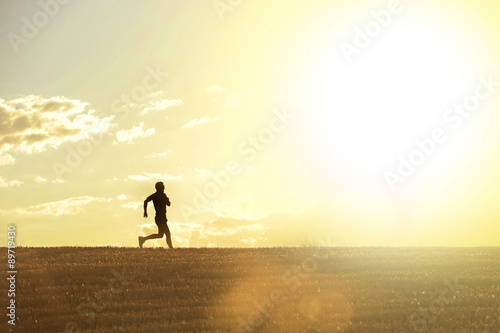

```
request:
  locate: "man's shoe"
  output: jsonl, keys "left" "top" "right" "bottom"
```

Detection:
{"left": 138, "top": 236, "right": 145, "bottom": 248}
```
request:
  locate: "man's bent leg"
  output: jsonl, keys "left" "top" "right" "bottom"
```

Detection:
{"left": 143, "top": 232, "right": 163, "bottom": 241}
{"left": 143, "top": 222, "right": 165, "bottom": 243}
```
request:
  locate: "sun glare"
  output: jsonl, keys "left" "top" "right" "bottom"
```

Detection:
{"left": 296, "top": 10, "right": 484, "bottom": 192}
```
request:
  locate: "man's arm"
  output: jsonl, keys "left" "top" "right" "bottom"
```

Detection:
{"left": 144, "top": 195, "right": 153, "bottom": 218}
{"left": 166, "top": 196, "right": 171, "bottom": 207}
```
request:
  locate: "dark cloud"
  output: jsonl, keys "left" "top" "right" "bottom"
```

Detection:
{"left": 51, "top": 126, "right": 81, "bottom": 137}
{"left": 0, "top": 95, "right": 114, "bottom": 158}
{"left": 39, "top": 100, "right": 75, "bottom": 113}
{"left": 12, "top": 115, "right": 30, "bottom": 132}
{"left": 24, "top": 133, "right": 50, "bottom": 144}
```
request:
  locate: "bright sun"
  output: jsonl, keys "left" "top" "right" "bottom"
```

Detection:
{"left": 294, "top": 7, "right": 485, "bottom": 191}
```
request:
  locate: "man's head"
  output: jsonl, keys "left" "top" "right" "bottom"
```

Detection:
{"left": 155, "top": 181, "right": 165, "bottom": 192}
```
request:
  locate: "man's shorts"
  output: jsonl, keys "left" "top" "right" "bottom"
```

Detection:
{"left": 155, "top": 215, "right": 168, "bottom": 234}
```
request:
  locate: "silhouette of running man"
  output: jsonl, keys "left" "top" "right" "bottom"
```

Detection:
{"left": 138, "top": 182, "right": 173, "bottom": 249}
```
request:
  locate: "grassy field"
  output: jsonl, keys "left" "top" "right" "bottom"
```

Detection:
{"left": 1, "top": 247, "right": 500, "bottom": 333}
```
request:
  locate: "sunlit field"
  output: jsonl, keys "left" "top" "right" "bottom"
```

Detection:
{"left": 1, "top": 247, "right": 499, "bottom": 332}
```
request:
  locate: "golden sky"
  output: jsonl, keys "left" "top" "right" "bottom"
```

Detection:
{"left": 0, "top": 0, "right": 499, "bottom": 247}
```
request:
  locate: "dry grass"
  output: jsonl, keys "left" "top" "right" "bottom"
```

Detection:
{"left": 1, "top": 247, "right": 500, "bottom": 332}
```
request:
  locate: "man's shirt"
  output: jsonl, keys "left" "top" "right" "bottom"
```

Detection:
{"left": 145, "top": 191, "right": 170, "bottom": 217}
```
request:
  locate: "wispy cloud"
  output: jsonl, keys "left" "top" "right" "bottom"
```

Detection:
{"left": 182, "top": 218, "right": 268, "bottom": 247}
{"left": 16, "top": 196, "right": 105, "bottom": 216}
{"left": 0, "top": 176, "right": 23, "bottom": 188}
{"left": 195, "top": 168, "right": 212, "bottom": 179}
{"left": 127, "top": 172, "right": 183, "bottom": 182}
{"left": 34, "top": 176, "right": 47, "bottom": 183}
{"left": 0, "top": 153, "right": 15, "bottom": 166}
{"left": 116, "top": 194, "right": 128, "bottom": 200}
{"left": 121, "top": 201, "right": 142, "bottom": 210}
{"left": 182, "top": 116, "right": 217, "bottom": 129}
{"left": 224, "top": 90, "right": 248, "bottom": 108}
{"left": 114, "top": 122, "right": 155, "bottom": 144}
{"left": 205, "top": 84, "right": 226, "bottom": 94}
{"left": 145, "top": 150, "right": 172, "bottom": 159}
{"left": 32, "top": 175, "right": 64, "bottom": 184}
{"left": 141, "top": 98, "right": 183, "bottom": 115}
{"left": 114, "top": 90, "right": 182, "bottom": 115}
